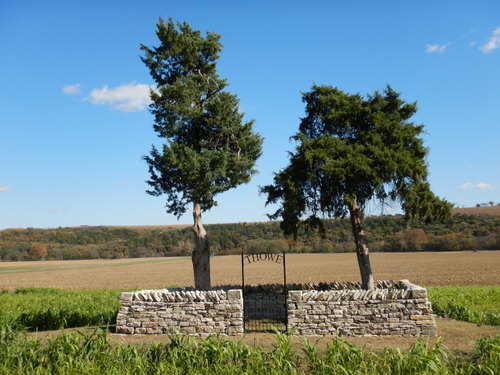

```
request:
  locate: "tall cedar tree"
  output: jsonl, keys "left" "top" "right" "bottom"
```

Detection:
{"left": 142, "top": 19, "right": 263, "bottom": 290}
{"left": 261, "top": 85, "right": 451, "bottom": 290}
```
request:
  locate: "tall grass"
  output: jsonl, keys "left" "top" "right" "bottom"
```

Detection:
{"left": 0, "top": 321, "right": 498, "bottom": 375}
{"left": 427, "top": 286, "right": 500, "bottom": 326}
{"left": 0, "top": 288, "right": 121, "bottom": 331}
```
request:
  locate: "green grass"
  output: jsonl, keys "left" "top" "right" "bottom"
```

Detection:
{"left": 427, "top": 286, "right": 500, "bottom": 326}
{"left": 0, "top": 288, "right": 122, "bottom": 331}
{"left": 0, "top": 324, "right": 498, "bottom": 374}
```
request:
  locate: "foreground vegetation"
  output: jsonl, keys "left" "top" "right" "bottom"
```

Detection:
{"left": 0, "top": 212, "right": 499, "bottom": 261}
{"left": 427, "top": 286, "right": 500, "bottom": 326}
{"left": 1, "top": 286, "right": 498, "bottom": 373}
{"left": 0, "top": 325, "right": 498, "bottom": 374}
{"left": 1, "top": 286, "right": 498, "bottom": 332}
{"left": 0, "top": 288, "right": 120, "bottom": 331}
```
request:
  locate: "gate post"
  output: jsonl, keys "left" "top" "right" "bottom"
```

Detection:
{"left": 283, "top": 250, "right": 287, "bottom": 329}
{"left": 241, "top": 252, "right": 245, "bottom": 332}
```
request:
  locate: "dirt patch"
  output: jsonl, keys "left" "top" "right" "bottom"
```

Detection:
{"left": 0, "top": 251, "right": 498, "bottom": 290}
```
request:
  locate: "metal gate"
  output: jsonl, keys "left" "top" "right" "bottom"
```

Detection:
{"left": 241, "top": 252, "right": 287, "bottom": 332}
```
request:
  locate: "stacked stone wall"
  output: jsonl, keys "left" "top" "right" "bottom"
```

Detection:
{"left": 287, "top": 280, "right": 435, "bottom": 336}
{"left": 219, "top": 280, "right": 398, "bottom": 293}
{"left": 237, "top": 282, "right": 396, "bottom": 322}
{"left": 115, "top": 280, "right": 435, "bottom": 337}
{"left": 116, "top": 289, "right": 243, "bottom": 336}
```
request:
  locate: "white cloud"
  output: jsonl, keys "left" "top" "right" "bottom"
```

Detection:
{"left": 50, "top": 208, "right": 68, "bottom": 213}
{"left": 425, "top": 43, "right": 450, "bottom": 53}
{"left": 0, "top": 185, "right": 11, "bottom": 192}
{"left": 86, "top": 83, "right": 154, "bottom": 112}
{"left": 480, "top": 27, "right": 500, "bottom": 53}
{"left": 476, "top": 183, "right": 497, "bottom": 190}
{"left": 62, "top": 83, "right": 81, "bottom": 95}
{"left": 458, "top": 182, "right": 497, "bottom": 191}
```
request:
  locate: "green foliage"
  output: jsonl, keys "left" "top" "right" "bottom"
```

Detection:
{"left": 261, "top": 85, "right": 453, "bottom": 288}
{"left": 0, "top": 288, "right": 121, "bottom": 331}
{"left": 0, "top": 327, "right": 498, "bottom": 374}
{"left": 473, "top": 336, "right": 500, "bottom": 374}
{"left": 141, "top": 18, "right": 263, "bottom": 217}
{"left": 0, "top": 213, "right": 498, "bottom": 260}
{"left": 427, "top": 286, "right": 500, "bottom": 326}
{"left": 262, "top": 85, "right": 451, "bottom": 239}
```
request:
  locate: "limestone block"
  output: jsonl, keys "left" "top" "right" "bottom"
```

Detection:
{"left": 227, "top": 289, "right": 242, "bottom": 301}
{"left": 181, "top": 326, "right": 196, "bottom": 334}
{"left": 120, "top": 292, "right": 133, "bottom": 302}
{"left": 228, "top": 303, "right": 243, "bottom": 311}
{"left": 116, "top": 326, "right": 134, "bottom": 334}
{"left": 288, "top": 291, "right": 303, "bottom": 301}
{"left": 313, "top": 304, "right": 326, "bottom": 311}
{"left": 415, "top": 320, "right": 435, "bottom": 326}
{"left": 227, "top": 326, "right": 244, "bottom": 335}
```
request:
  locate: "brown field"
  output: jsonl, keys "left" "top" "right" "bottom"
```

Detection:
{"left": 453, "top": 205, "right": 500, "bottom": 215}
{"left": 1, "top": 251, "right": 499, "bottom": 290}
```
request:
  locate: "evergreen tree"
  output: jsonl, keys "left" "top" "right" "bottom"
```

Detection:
{"left": 142, "top": 18, "right": 263, "bottom": 289}
{"left": 262, "top": 85, "right": 451, "bottom": 289}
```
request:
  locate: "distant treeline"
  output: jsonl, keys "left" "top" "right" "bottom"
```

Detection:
{"left": 0, "top": 213, "right": 498, "bottom": 261}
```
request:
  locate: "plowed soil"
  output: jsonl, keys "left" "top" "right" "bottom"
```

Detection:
{"left": 453, "top": 206, "right": 500, "bottom": 215}
{"left": 1, "top": 251, "right": 498, "bottom": 290}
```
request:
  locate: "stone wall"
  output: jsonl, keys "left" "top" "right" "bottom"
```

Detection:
{"left": 287, "top": 280, "right": 436, "bottom": 336}
{"left": 239, "top": 282, "right": 395, "bottom": 322}
{"left": 115, "top": 280, "right": 436, "bottom": 337}
{"left": 116, "top": 289, "right": 243, "bottom": 336}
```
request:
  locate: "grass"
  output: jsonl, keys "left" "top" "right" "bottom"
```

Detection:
{"left": 0, "top": 288, "right": 122, "bottom": 331}
{"left": 0, "top": 325, "right": 498, "bottom": 374}
{"left": 1, "top": 285, "right": 498, "bottom": 332}
{"left": 427, "top": 286, "right": 500, "bottom": 326}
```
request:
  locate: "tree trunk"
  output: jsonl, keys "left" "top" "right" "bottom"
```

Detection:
{"left": 348, "top": 197, "right": 375, "bottom": 290}
{"left": 192, "top": 202, "right": 211, "bottom": 290}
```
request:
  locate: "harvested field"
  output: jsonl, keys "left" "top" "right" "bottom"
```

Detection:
{"left": 453, "top": 205, "right": 500, "bottom": 215}
{"left": 1, "top": 251, "right": 498, "bottom": 290}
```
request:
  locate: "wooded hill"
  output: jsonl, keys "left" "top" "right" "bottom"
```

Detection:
{"left": 1, "top": 208, "right": 498, "bottom": 261}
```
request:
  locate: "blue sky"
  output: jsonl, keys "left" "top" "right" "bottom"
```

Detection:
{"left": 1, "top": 0, "right": 499, "bottom": 229}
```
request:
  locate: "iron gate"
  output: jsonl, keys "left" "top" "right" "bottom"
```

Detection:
{"left": 241, "top": 252, "right": 287, "bottom": 332}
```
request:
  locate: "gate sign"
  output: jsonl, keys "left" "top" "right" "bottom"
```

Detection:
{"left": 243, "top": 253, "right": 284, "bottom": 265}
{"left": 241, "top": 251, "right": 287, "bottom": 295}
